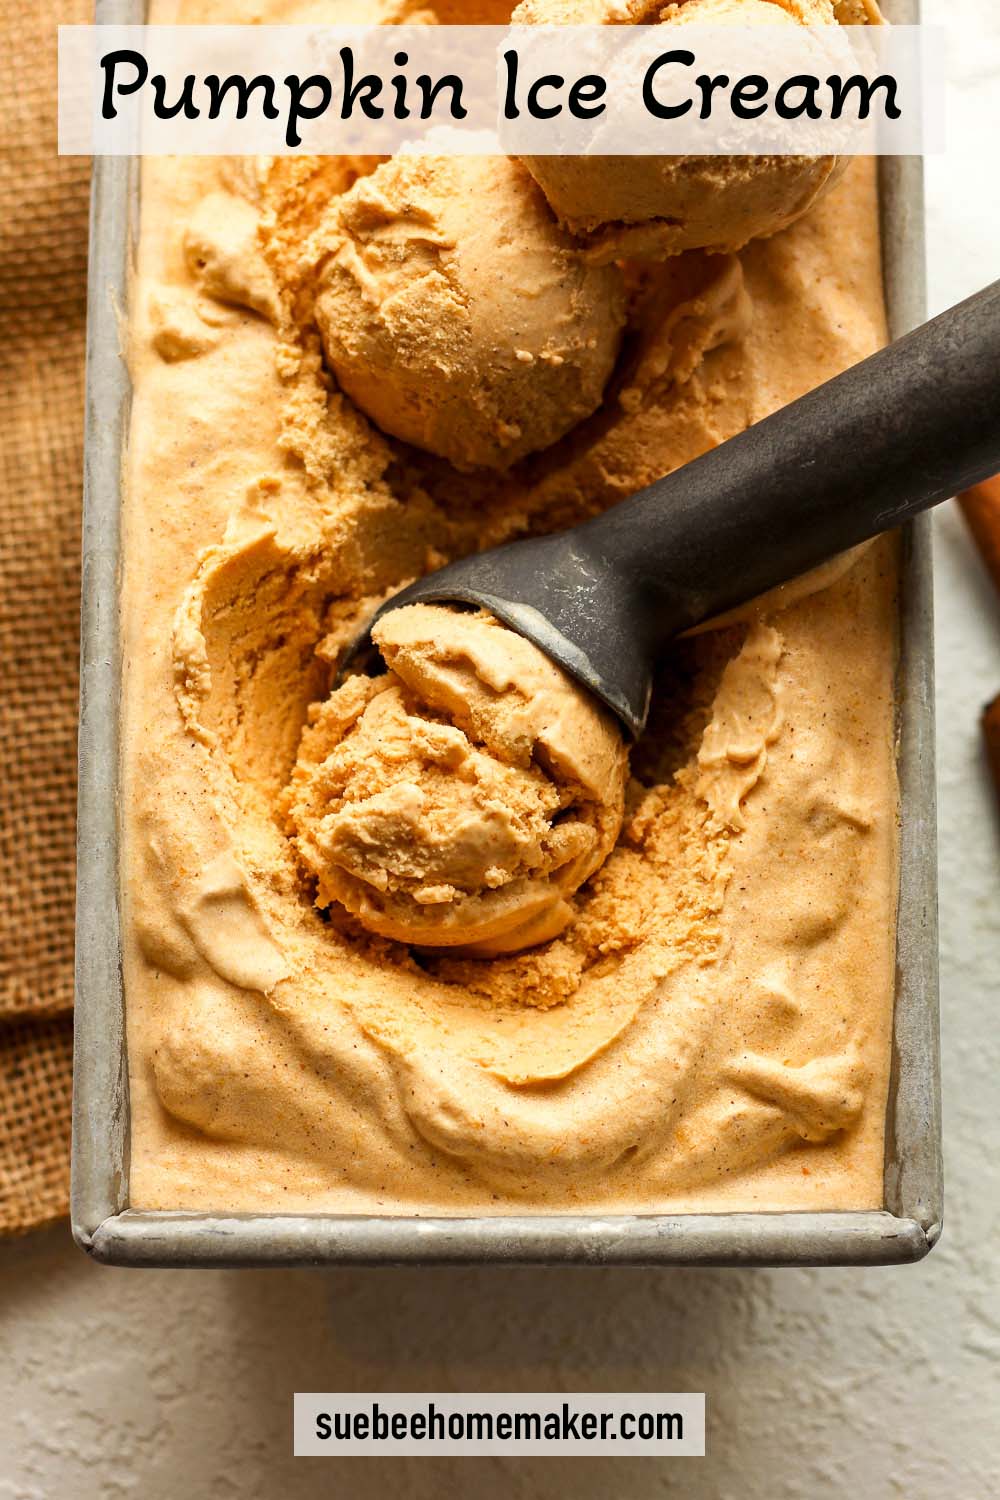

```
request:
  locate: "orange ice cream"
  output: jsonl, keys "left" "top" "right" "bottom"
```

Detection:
{"left": 315, "top": 154, "right": 627, "bottom": 469}
{"left": 285, "top": 605, "right": 627, "bottom": 954}
{"left": 120, "top": 0, "right": 899, "bottom": 1217}
{"left": 514, "top": 0, "right": 882, "bottom": 261}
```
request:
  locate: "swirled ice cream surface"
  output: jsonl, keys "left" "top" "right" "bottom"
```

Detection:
{"left": 123, "top": 0, "right": 898, "bottom": 1215}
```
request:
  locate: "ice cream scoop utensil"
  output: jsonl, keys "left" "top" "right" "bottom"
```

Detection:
{"left": 354, "top": 279, "right": 1000, "bottom": 737}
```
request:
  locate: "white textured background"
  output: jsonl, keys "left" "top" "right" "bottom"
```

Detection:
{"left": 2, "top": 2, "right": 998, "bottom": 1492}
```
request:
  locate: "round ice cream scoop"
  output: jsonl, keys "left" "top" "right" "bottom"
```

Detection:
{"left": 315, "top": 154, "right": 626, "bottom": 471}
{"left": 513, "top": 0, "right": 866, "bottom": 261}
{"left": 350, "top": 280, "right": 1000, "bottom": 738}
{"left": 287, "top": 605, "right": 628, "bottom": 954}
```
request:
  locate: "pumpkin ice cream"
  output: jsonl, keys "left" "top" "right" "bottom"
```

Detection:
{"left": 513, "top": 0, "right": 878, "bottom": 262}
{"left": 315, "top": 154, "right": 627, "bottom": 470}
{"left": 285, "top": 604, "right": 628, "bottom": 954}
{"left": 122, "top": 0, "right": 900, "bottom": 1216}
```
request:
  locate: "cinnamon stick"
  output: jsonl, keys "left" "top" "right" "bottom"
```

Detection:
{"left": 959, "top": 476, "right": 1000, "bottom": 598}
{"left": 984, "top": 693, "right": 1000, "bottom": 799}
{"left": 958, "top": 479, "right": 1000, "bottom": 805}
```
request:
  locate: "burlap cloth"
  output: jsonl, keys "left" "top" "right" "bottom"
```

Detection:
{"left": 1, "top": 0, "right": 90, "bottom": 1234}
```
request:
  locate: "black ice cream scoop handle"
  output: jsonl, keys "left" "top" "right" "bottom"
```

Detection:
{"left": 357, "top": 279, "right": 1000, "bottom": 737}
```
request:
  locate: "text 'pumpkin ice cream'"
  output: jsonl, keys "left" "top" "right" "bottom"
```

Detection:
{"left": 314, "top": 154, "right": 627, "bottom": 470}
{"left": 284, "top": 605, "right": 629, "bottom": 955}
{"left": 513, "top": 0, "right": 880, "bottom": 261}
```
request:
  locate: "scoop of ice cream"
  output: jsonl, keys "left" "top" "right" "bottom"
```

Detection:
{"left": 285, "top": 605, "right": 628, "bottom": 955}
{"left": 514, "top": 0, "right": 873, "bottom": 261}
{"left": 314, "top": 154, "right": 627, "bottom": 471}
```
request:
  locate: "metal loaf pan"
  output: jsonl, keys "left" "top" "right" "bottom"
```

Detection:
{"left": 72, "top": 0, "right": 940, "bottom": 1267}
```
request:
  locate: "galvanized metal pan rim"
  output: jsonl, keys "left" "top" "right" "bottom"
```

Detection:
{"left": 81, "top": 1209, "right": 934, "bottom": 1270}
{"left": 72, "top": 0, "right": 939, "bottom": 1267}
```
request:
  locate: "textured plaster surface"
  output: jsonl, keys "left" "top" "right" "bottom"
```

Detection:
{"left": 2, "top": 3, "right": 998, "bottom": 1492}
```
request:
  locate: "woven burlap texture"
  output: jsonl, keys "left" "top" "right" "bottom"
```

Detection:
{"left": 1, "top": 0, "right": 90, "bottom": 1232}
